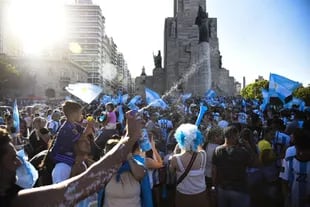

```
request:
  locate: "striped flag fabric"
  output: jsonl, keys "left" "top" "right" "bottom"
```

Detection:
{"left": 269, "top": 73, "right": 301, "bottom": 103}
{"left": 13, "top": 99, "right": 20, "bottom": 133}
{"left": 205, "top": 89, "right": 217, "bottom": 99}
{"left": 145, "top": 88, "right": 168, "bottom": 109}
{"left": 65, "top": 83, "right": 103, "bottom": 104}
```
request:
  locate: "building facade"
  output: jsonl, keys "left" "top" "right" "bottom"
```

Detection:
{"left": 135, "top": 0, "right": 237, "bottom": 97}
{"left": 4, "top": 56, "right": 88, "bottom": 99}
{"left": 0, "top": 0, "right": 23, "bottom": 56}
{"left": 65, "top": 0, "right": 105, "bottom": 86}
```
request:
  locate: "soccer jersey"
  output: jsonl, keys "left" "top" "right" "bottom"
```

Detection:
{"left": 158, "top": 119, "right": 173, "bottom": 142}
{"left": 280, "top": 156, "right": 310, "bottom": 207}
{"left": 238, "top": 112, "right": 248, "bottom": 124}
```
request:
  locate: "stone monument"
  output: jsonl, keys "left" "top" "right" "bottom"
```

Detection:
{"left": 135, "top": 0, "right": 237, "bottom": 97}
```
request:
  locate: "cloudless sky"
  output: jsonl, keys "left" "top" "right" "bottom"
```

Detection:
{"left": 96, "top": 0, "right": 310, "bottom": 87}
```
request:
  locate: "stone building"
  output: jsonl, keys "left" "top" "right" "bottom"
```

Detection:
{"left": 4, "top": 56, "right": 88, "bottom": 99}
{"left": 135, "top": 0, "right": 237, "bottom": 97}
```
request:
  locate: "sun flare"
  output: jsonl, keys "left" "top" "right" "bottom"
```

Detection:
{"left": 7, "top": 0, "right": 66, "bottom": 55}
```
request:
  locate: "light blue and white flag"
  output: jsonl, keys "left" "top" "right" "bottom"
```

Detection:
{"left": 121, "top": 94, "right": 129, "bottom": 104}
{"left": 260, "top": 88, "right": 269, "bottom": 111}
{"left": 181, "top": 93, "right": 192, "bottom": 103}
{"left": 117, "top": 105, "right": 125, "bottom": 127}
{"left": 13, "top": 99, "right": 20, "bottom": 133}
{"left": 111, "top": 97, "right": 119, "bottom": 106}
{"left": 220, "top": 102, "right": 226, "bottom": 109}
{"left": 101, "top": 95, "right": 112, "bottom": 105}
{"left": 127, "top": 95, "right": 142, "bottom": 110}
{"left": 145, "top": 88, "right": 168, "bottom": 109}
{"left": 284, "top": 97, "right": 306, "bottom": 111}
{"left": 66, "top": 83, "right": 103, "bottom": 104}
{"left": 299, "top": 100, "right": 306, "bottom": 111}
{"left": 128, "top": 95, "right": 142, "bottom": 106}
{"left": 128, "top": 102, "right": 140, "bottom": 111}
{"left": 205, "top": 89, "right": 217, "bottom": 99}
{"left": 269, "top": 73, "right": 301, "bottom": 103}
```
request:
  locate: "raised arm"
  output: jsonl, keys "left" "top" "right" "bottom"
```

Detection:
{"left": 12, "top": 111, "right": 143, "bottom": 207}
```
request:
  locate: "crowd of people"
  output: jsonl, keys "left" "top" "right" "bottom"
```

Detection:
{"left": 0, "top": 94, "right": 309, "bottom": 207}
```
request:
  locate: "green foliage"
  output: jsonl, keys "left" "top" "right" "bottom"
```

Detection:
{"left": 293, "top": 86, "right": 310, "bottom": 105}
{"left": 241, "top": 80, "right": 268, "bottom": 100}
{"left": 0, "top": 56, "right": 19, "bottom": 83}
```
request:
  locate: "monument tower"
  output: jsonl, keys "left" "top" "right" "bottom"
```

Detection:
{"left": 135, "top": 0, "right": 237, "bottom": 97}
{"left": 164, "top": 0, "right": 223, "bottom": 96}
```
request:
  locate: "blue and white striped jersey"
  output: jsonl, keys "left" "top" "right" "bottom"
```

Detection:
{"left": 280, "top": 156, "right": 310, "bottom": 207}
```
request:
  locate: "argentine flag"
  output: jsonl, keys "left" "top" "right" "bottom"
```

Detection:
{"left": 121, "top": 94, "right": 129, "bottom": 104}
{"left": 269, "top": 73, "right": 301, "bottom": 103}
{"left": 13, "top": 99, "right": 20, "bottom": 133}
{"left": 181, "top": 93, "right": 192, "bottom": 103}
{"left": 205, "top": 89, "right": 217, "bottom": 99}
{"left": 101, "top": 95, "right": 112, "bottom": 105}
{"left": 128, "top": 95, "right": 142, "bottom": 110}
{"left": 260, "top": 88, "right": 269, "bottom": 111}
{"left": 145, "top": 88, "right": 168, "bottom": 109}
{"left": 128, "top": 95, "right": 142, "bottom": 105}
{"left": 66, "top": 83, "right": 103, "bottom": 104}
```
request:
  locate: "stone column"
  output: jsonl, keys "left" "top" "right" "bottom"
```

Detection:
{"left": 198, "top": 42, "right": 212, "bottom": 92}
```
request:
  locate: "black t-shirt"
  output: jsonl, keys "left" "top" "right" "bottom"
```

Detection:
{"left": 28, "top": 131, "right": 48, "bottom": 159}
{"left": 0, "top": 184, "right": 22, "bottom": 207}
{"left": 212, "top": 145, "right": 252, "bottom": 191}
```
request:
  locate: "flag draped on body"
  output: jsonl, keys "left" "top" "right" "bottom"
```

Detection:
{"left": 269, "top": 73, "right": 301, "bottom": 103}
{"left": 65, "top": 83, "right": 103, "bottom": 104}
{"left": 145, "top": 88, "right": 168, "bottom": 109}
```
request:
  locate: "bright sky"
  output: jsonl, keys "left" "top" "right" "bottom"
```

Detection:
{"left": 6, "top": 0, "right": 309, "bottom": 86}
{"left": 97, "top": 0, "right": 310, "bottom": 86}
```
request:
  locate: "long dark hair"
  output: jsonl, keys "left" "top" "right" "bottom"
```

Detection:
{"left": 0, "top": 128, "right": 11, "bottom": 161}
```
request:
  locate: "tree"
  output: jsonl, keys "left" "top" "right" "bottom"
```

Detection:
{"left": 293, "top": 86, "right": 310, "bottom": 105}
{"left": 241, "top": 80, "right": 268, "bottom": 100}
{"left": 0, "top": 56, "right": 19, "bottom": 86}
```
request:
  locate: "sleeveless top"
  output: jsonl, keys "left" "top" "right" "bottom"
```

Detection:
{"left": 176, "top": 151, "right": 207, "bottom": 195}
{"left": 104, "top": 172, "right": 141, "bottom": 207}
{"left": 105, "top": 111, "right": 117, "bottom": 130}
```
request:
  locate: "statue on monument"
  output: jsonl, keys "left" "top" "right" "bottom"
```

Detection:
{"left": 219, "top": 55, "right": 222, "bottom": 68}
{"left": 195, "top": 6, "right": 209, "bottom": 43}
{"left": 153, "top": 50, "right": 162, "bottom": 68}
